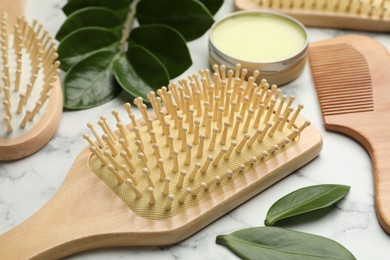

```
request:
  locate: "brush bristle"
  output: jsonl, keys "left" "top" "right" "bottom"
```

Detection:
{"left": 85, "top": 65, "right": 309, "bottom": 220}
{"left": 0, "top": 13, "right": 59, "bottom": 136}
{"left": 251, "top": 0, "right": 390, "bottom": 18}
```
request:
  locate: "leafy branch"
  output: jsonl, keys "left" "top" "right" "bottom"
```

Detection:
{"left": 57, "top": 0, "right": 223, "bottom": 109}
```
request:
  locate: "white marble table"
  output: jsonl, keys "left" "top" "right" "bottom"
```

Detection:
{"left": 1, "top": 0, "right": 390, "bottom": 259}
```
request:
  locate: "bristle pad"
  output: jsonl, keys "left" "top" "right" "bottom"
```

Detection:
{"left": 252, "top": 0, "right": 390, "bottom": 18}
{"left": 309, "top": 43, "right": 374, "bottom": 116}
{"left": 0, "top": 14, "right": 59, "bottom": 137}
{"left": 87, "top": 66, "right": 307, "bottom": 220}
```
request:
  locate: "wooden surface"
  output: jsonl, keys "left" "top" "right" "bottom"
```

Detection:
{"left": 0, "top": 0, "right": 25, "bottom": 32}
{"left": 0, "top": 79, "right": 63, "bottom": 161}
{"left": 0, "top": 114, "right": 322, "bottom": 259}
{"left": 234, "top": 0, "right": 390, "bottom": 32}
{"left": 308, "top": 35, "right": 390, "bottom": 234}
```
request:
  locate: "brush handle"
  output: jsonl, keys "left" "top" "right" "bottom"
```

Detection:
{"left": 0, "top": 150, "right": 138, "bottom": 260}
{"left": 324, "top": 112, "right": 390, "bottom": 234}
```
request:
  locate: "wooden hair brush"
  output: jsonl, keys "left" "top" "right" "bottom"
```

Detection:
{"left": 0, "top": 13, "right": 62, "bottom": 160}
{"left": 308, "top": 35, "right": 390, "bottom": 234}
{"left": 234, "top": 0, "right": 390, "bottom": 32}
{"left": 0, "top": 64, "right": 322, "bottom": 259}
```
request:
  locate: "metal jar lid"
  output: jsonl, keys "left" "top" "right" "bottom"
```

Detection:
{"left": 208, "top": 10, "right": 309, "bottom": 86}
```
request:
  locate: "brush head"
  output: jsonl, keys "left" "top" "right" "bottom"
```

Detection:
{"left": 234, "top": 0, "right": 390, "bottom": 32}
{"left": 85, "top": 64, "right": 321, "bottom": 220}
{"left": 0, "top": 64, "right": 322, "bottom": 260}
{"left": 0, "top": 13, "right": 62, "bottom": 160}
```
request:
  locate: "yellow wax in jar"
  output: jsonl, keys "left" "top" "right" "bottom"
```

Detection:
{"left": 211, "top": 13, "right": 307, "bottom": 63}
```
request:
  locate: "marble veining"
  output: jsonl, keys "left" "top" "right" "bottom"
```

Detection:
{"left": 0, "top": 0, "right": 389, "bottom": 259}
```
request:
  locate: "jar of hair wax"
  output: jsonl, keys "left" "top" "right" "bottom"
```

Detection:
{"left": 209, "top": 10, "right": 308, "bottom": 86}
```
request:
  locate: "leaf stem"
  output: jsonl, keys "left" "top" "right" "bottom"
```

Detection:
{"left": 120, "top": 0, "right": 141, "bottom": 54}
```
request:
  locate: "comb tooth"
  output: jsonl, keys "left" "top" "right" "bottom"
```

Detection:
{"left": 120, "top": 165, "right": 137, "bottom": 184}
{"left": 309, "top": 43, "right": 374, "bottom": 117}
{"left": 274, "top": 95, "right": 286, "bottom": 121}
{"left": 157, "top": 159, "right": 166, "bottom": 180}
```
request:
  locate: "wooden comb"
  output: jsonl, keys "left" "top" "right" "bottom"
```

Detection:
{"left": 234, "top": 0, "right": 390, "bottom": 32}
{"left": 0, "top": 65, "right": 322, "bottom": 259}
{"left": 308, "top": 35, "right": 390, "bottom": 234}
{"left": 0, "top": 13, "right": 62, "bottom": 160}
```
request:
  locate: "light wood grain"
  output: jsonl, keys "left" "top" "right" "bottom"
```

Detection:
{"left": 0, "top": 78, "right": 63, "bottom": 161}
{"left": 234, "top": 0, "right": 390, "bottom": 32}
{"left": 308, "top": 35, "right": 390, "bottom": 234}
{"left": 0, "top": 114, "right": 322, "bottom": 259}
{"left": 0, "top": 0, "right": 24, "bottom": 32}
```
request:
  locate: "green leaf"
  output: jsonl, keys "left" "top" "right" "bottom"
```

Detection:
{"left": 63, "top": 0, "right": 131, "bottom": 16}
{"left": 216, "top": 227, "right": 356, "bottom": 260}
{"left": 136, "top": 0, "right": 214, "bottom": 41}
{"left": 58, "top": 27, "right": 120, "bottom": 71}
{"left": 113, "top": 45, "right": 169, "bottom": 100}
{"left": 265, "top": 184, "right": 351, "bottom": 226}
{"left": 63, "top": 50, "right": 121, "bottom": 109}
{"left": 129, "top": 25, "right": 192, "bottom": 78}
{"left": 196, "top": 0, "right": 223, "bottom": 15}
{"left": 56, "top": 7, "right": 125, "bottom": 41}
